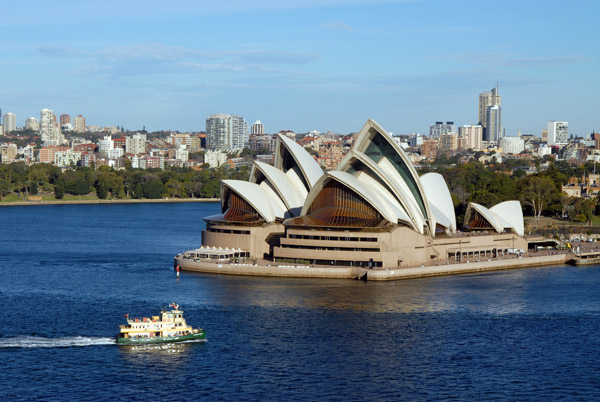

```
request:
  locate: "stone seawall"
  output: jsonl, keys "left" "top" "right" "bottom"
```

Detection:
{"left": 367, "top": 254, "right": 568, "bottom": 281}
{"left": 175, "top": 257, "right": 365, "bottom": 279}
{"left": 175, "top": 254, "right": 569, "bottom": 281}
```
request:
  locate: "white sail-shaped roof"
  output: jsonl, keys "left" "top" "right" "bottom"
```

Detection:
{"left": 221, "top": 180, "right": 286, "bottom": 223}
{"left": 337, "top": 150, "right": 424, "bottom": 232}
{"left": 302, "top": 171, "right": 410, "bottom": 225}
{"left": 465, "top": 201, "right": 524, "bottom": 236}
{"left": 420, "top": 172, "right": 456, "bottom": 234}
{"left": 490, "top": 201, "right": 524, "bottom": 236}
{"left": 347, "top": 119, "right": 434, "bottom": 234}
{"left": 275, "top": 134, "right": 323, "bottom": 190}
{"left": 250, "top": 161, "right": 305, "bottom": 216}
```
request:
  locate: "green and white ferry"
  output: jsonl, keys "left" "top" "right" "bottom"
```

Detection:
{"left": 116, "top": 303, "right": 206, "bottom": 345}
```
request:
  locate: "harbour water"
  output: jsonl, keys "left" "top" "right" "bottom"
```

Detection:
{"left": 1, "top": 202, "right": 600, "bottom": 401}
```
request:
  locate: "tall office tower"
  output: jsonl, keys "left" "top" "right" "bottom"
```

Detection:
{"left": 429, "top": 121, "right": 455, "bottom": 138}
{"left": 458, "top": 125, "right": 483, "bottom": 150}
{"left": 3, "top": 112, "right": 16, "bottom": 134}
{"left": 60, "top": 114, "right": 71, "bottom": 126}
{"left": 25, "top": 117, "right": 40, "bottom": 131}
{"left": 479, "top": 84, "right": 501, "bottom": 140}
{"left": 206, "top": 113, "right": 249, "bottom": 151}
{"left": 251, "top": 120, "right": 265, "bottom": 135}
{"left": 485, "top": 106, "right": 502, "bottom": 142}
{"left": 0, "top": 108, "right": 2, "bottom": 129}
{"left": 73, "top": 114, "right": 86, "bottom": 133}
{"left": 547, "top": 121, "right": 568, "bottom": 145}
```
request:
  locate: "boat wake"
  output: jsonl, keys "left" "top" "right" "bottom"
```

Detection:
{"left": 0, "top": 336, "right": 116, "bottom": 348}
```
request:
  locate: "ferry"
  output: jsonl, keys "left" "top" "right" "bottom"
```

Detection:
{"left": 116, "top": 303, "right": 206, "bottom": 345}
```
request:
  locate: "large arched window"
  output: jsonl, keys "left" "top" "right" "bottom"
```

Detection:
{"left": 223, "top": 191, "right": 264, "bottom": 223}
{"left": 290, "top": 180, "right": 386, "bottom": 228}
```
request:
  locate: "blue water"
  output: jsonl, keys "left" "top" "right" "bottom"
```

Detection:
{"left": 1, "top": 203, "right": 600, "bottom": 401}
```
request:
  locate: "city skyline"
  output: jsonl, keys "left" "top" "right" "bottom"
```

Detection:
{"left": 1, "top": 0, "right": 598, "bottom": 135}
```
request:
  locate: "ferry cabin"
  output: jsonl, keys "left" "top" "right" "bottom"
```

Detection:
{"left": 119, "top": 309, "right": 193, "bottom": 340}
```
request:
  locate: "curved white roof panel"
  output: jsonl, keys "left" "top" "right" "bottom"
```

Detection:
{"left": 420, "top": 173, "right": 457, "bottom": 233}
{"left": 490, "top": 200, "right": 524, "bottom": 236}
{"left": 251, "top": 161, "right": 305, "bottom": 213}
{"left": 337, "top": 150, "right": 423, "bottom": 232}
{"left": 222, "top": 180, "right": 280, "bottom": 223}
{"left": 349, "top": 119, "right": 434, "bottom": 233}
{"left": 302, "top": 171, "right": 403, "bottom": 225}
{"left": 466, "top": 202, "right": 503, "bottom": 233}
{"left": 465, "top": 201, "right": 524, "bottom": 236}
{"left": 276, "top": 134, "right": 323, "bottom": 189}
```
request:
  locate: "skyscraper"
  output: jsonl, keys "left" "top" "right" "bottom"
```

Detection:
{"left": 485, "top": 105, "right": 502, "bottom": 142}
{"left": 251, "top": 120, "right": 265, "bottom": 135}
{"left": 547, "top": 121, "right": 568, "bottom": 145}
{"left": 206, "top": 113, "right": 249, "bottom": 151}
{"left": 3, "top": 112, "right": 16, "bottom": 134}
{"left": 479, "top": 84, "right": 502, "bottom": 141}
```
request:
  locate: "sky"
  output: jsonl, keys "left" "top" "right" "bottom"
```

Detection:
{"left": 1, "top": 0, "right": 598, "bottom": 136}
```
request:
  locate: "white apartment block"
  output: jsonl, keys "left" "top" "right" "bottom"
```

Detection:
{"left": 126, "top": 133, "right": 147, "bottom": 155}
{"left": 458, "top": 125, "right": 483, "bottom": 151}
{"left": 547, "top": 121, "right": 568, "bottom": 145}
{"left": 204, "top": 150, "right": 228, "bottom": 168}
{"left": 54, "top": 149, "right": 82, "bottom": 167}
{"left": 98, "top": 135, "right": 114, "bottom": 157}
{"left": 26, "top": 117, "right": 40, "bottom": 131}
{"left": 206, "top": 113, "right": 249, "bottom": 151}
{"left": 175, "top": 145, "right": 189, "bottom": 162}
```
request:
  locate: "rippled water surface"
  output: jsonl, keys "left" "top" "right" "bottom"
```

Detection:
{"left": 1, "top": 203, "right": 600, "bottom": 401}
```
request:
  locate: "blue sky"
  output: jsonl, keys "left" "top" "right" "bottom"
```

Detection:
{"left": 1, "top": 0, "right": 598, "bottom": 136}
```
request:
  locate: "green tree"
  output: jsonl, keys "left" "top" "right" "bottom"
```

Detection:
{"left": 143, "top": 178, "right": 165, "bottom": 199}
{"left": 519, "top": 176, "right": 557, "bottom": 221}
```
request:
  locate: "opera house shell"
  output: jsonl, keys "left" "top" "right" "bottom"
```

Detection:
{"left": 201, "top": 119, "right": 527, "bottom": 269}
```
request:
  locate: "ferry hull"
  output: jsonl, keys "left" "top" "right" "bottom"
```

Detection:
{"left": 116, "top": 331, "right": 206, "bottom": 345}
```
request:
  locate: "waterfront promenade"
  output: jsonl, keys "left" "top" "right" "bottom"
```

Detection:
{"left": 175, "top": 247, "right": 577, "bottom": 281}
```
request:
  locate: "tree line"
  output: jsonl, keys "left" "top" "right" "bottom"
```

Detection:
{"left": 0, "top": 163, "right": 249, "bottom": 201}
{"left": 422, "top": 157, "right": 600, "bottom": 225}
{"left": 1, "top": 157, "right": 599, "bottom": 225}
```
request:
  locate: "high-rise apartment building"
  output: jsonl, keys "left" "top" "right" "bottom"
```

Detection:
{"left": 458, "top": 125, "right": 483, "bottom": 150}
{"left": 60, "top": 114, "right": 71, "bottom": 126}
{"left": 40, "top": 109, "right": 54, "bottom": 143}
{"left": 251, "top": 120, "right": 265, "bottom": 135}
{"left": 547, "top": 121, "right": 568, "bottom": 145}
{"left": 25, "top": 117, "right": 40, "bottom": 131}
{"left": 73, "top": 114, "right": 86, "bottom": 133}
{"left": 206, "top": 113, "right": 249, "bottom": 151}
{"left": 485, "top": 105, "right": 502, "bottom": 142}
{"left": 479, "top": 84, "right": 502, "bottom": 141}
{"left": 429, "top": 121, "right": 455, "bottom": 138}
{"left": 40, "top": 109, "right": 65, "bottom": 146}
{"left": 3, "top": 112, "right": 16, "bottom": 134}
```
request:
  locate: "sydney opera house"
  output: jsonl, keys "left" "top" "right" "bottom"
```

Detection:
{"left": 181, "top": 120, "right": 528, "bottom": 274}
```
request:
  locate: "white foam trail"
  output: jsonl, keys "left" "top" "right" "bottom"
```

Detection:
{"left": 0, "top": 336, "right": 116, "bottom": 348}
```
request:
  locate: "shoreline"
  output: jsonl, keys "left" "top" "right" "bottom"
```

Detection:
{"left": 0, "top": 198, "right": 220, "bottom": 207}
{"left": 174, "top": 253, "right": 570, "bottom": 281}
